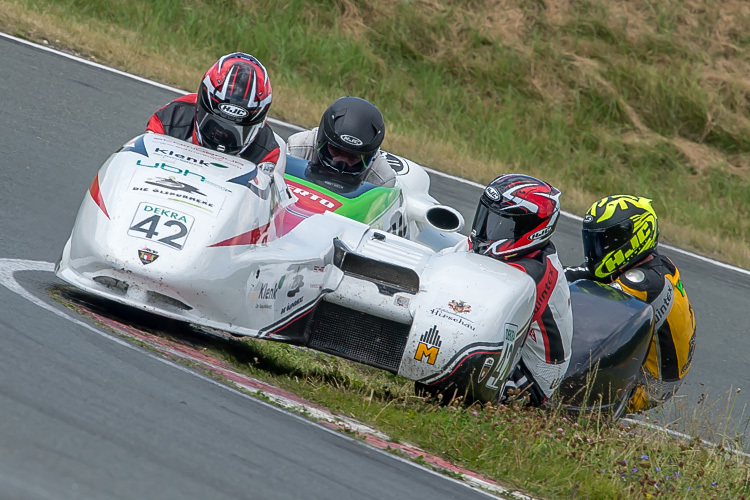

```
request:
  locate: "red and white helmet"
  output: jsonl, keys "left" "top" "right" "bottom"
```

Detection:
{"left": 194, "top": 52, "right": 272, "bottom": 155}
{"left": 470, "top": 174, "right": 561, "bottom": 260}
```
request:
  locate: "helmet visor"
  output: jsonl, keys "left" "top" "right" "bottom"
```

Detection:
{"left": 196, "top": 105, "right": 263, "bottom": 154}
{"left": 582, "top": 220, "right": 633, "bottom": 264}
{"left": 317, "top": 142, "right": 375, "bottom": 176}
{"left": 472, "top": 201, "right": 540, "bottom": 243}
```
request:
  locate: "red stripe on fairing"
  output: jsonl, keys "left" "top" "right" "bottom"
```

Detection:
{"left": 88, "top": 174, "right": 110, "bottom": 219}
{"left": 428, "top": 350, "right": 502, "bottom": 385}
{"left": 209, "top": 221, "right": 272, "bottom": 247}
{"left": 209, "top": 204, "right": 289, "bottom": 247}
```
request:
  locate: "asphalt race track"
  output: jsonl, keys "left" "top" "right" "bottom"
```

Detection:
{"left": 0, "top": 33, "right": 748, "bottom": 499}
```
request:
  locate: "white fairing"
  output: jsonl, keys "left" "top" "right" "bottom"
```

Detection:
{"left": 57, "top": 134, "right": 535, "bottom": 395}
{"left": 382, "top": 151, "right": 465, "bottom": 249}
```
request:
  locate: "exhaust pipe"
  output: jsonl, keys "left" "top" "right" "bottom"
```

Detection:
{"left": 424, "top": 205, "right": 464, "bottom": 232}
{"left": 406, "top": 197, "right": 465, "bottom": 233}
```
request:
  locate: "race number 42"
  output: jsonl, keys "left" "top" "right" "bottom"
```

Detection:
{"left": 128, "top": 203, "right": 195, "bottom": 250}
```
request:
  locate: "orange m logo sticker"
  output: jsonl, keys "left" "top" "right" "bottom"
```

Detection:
{"left": 415, "top": 342, "right": 439, "bottom": 365}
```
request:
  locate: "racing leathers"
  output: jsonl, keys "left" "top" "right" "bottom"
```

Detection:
{"left": 146, "top": 94, "right": 286, "bottom": 176}
{"left": 286, "top": 127, "right": 396, "bottom": 187}
{"left": 447, "top": 238, "right": 573, "bottom": 406}
{"left": 565, "top": 251, "right": 696, "bottom": 411}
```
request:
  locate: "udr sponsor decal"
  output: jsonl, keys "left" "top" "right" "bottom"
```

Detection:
{"left": 414, "top": 326, "right": 442, "bottom": 365}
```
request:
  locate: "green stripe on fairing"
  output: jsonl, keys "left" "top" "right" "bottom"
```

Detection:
{"left": 287, "top": 176, "right": 401, "bottom": 224}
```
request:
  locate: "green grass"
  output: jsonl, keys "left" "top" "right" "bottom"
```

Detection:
{"left": 2, "top": 0, "right": 748, "bottom": 266}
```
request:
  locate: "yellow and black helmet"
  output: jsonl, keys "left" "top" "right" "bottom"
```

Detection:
{"left": 582, "top": 195, "right": 659, "bottom": 279}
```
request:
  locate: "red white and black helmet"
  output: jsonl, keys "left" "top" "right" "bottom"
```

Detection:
{"left": 470, "top": 174, "right": 561, "bottom": 260}
{"left": 194, "top": 52, "right": 272, "bottom": 155}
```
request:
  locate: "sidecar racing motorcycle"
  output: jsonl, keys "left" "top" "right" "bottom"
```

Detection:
{"left": 56, "top": 133, "right": 654, "bottom": 411}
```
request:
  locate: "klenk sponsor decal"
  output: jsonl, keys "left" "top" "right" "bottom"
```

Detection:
{"left": 128, "top": 203, "right": 195, "bottom": 250}
{"left": 251, "top": 274, "right": 286, "bottom": 309}
{"left": 152, "top": 147, "right": 230, "bottom": 168}
{"left": 150, "top": 135, "right": 243, "bottom": 169}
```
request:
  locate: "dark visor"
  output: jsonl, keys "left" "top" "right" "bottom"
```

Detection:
{"left": 472, "top": 202, "right": 540, "bottom": 242}
{"left": 317, "top": 142, "right": 375, "bottom": 175}
{"left": 582, "top": 220, "right": 633, "bottom": 262}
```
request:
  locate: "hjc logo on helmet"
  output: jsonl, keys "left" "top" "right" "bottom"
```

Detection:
{"left": 218, "top": 103, "right": 249, "bottom": 119}
{"left": 528, "top": 226, "right": 554, "bottom": 241}
{"left": 485, "top": 186, "right": 501, "bottom": 201}
{"left": 339, "top": 134, "right": 363, "bottom": 146}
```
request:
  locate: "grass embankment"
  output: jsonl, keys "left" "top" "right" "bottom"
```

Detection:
{"left": 8, "top": 0, "right": 750, "bottom": 497}
{"left": 2, "top": 0, "right": 748, "bottom": 267}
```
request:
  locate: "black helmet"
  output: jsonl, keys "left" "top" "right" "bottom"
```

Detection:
{"left": 314, "top": 97, "right": 385, "bottom": 179}
{"left": 194, "top": 53, "right": 273, "bottom": 155}
{"left": 470, "top": 174, "right": 561, "bottom": 260}
{"left": 582, "top": 195, "right": 659, "bottom": 280}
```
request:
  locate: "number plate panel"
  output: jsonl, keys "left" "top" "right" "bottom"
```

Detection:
{"left": 128, "top": 202, "right": 195, "bottom": 250}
